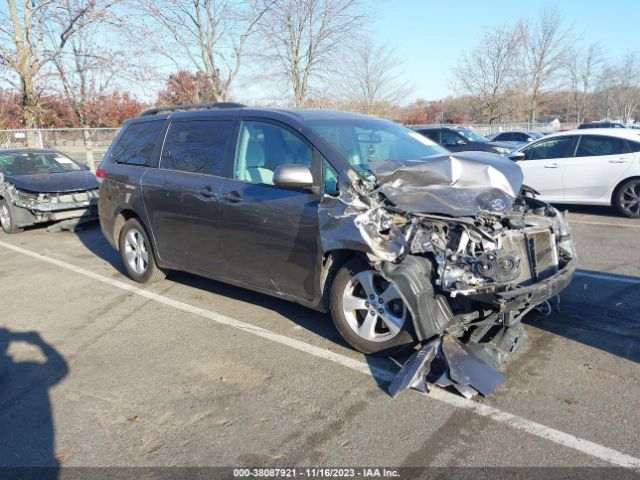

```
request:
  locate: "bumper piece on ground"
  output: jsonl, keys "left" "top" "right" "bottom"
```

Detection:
{"left": 388, "top": 335, "right": 505, "bottom": 399}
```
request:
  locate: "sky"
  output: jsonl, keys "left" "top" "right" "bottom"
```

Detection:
{"left": 370, "top": 0, "right": 640, "bottom": 102}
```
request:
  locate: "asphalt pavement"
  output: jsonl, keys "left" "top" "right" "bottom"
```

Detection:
{"left": 0, "top": 205, "right": 638, "bottom": 477}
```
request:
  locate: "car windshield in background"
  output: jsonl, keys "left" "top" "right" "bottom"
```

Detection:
{"left": 0, "top": 152, "right": 84, "bottom": 175}
{"left": 528, "top": 131, "right": 544, "bottom": 139}
{"left": 308, "top": 119, "right": 448, "bottom": 175}
{"left": 458, "top": 129, "right": 488, "bottom": 143}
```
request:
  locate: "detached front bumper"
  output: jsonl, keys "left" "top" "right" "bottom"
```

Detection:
{"left": 491, "top": 259, "right": 576, "bottom": 312}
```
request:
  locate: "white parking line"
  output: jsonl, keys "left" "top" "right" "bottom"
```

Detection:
{"left": 570, "top": 219, "right": 640, "bottom": 229}
{"left": 575, "top": 270, "right": 640, "bottom": 285}
{"left": 1, "top": 239, "right": 639, "bottom": 469}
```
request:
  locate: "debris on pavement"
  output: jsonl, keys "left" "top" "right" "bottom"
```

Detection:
{"left": 388, "top": 335, "right": 505, "bottom": 399}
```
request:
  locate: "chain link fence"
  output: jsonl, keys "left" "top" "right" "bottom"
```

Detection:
{"left": 0, "top": 128, "right": 120, "bottom": 171}
{"left": 408, "top": 122, "right": 578, "bottom": 135}
{"left": 0, "top": 122, "right": 578, "bottom": 171}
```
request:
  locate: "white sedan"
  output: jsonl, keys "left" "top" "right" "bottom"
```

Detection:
{"left": 508, "top": 129, "right": 640, "bottom": 217}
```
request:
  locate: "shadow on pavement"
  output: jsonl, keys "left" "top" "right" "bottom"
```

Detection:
{"left": 0, "top": 328, "right": 68, "bottom": 475}
{"left": 524, "top": 269, "right": 640, "bottom": 364}
{"left": 73, "top": 221, "right": 127, "bottom": 276}
{"left": 74, "top": 224, "right": 639, "bottom": 378}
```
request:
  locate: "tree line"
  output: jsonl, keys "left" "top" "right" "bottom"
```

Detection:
{"left": 0, "top": 1, "right": 637, "bottom": 129}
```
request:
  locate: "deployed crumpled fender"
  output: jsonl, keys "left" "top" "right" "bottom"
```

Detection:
{"left": 319, "top": 170, "right": 406, "bottom": 261}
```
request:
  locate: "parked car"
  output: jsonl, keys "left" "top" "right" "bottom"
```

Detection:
{"left": 578, "top": 121, "right": 627, "bottom": 129}
{"left": 486, "top": 130, "right": 543, "bottom": 149}
{"left": 508, "top": 129, "right": 640, "bottom": 217}
{"left": 415, "top": 126, "right": 513, "bottom": 154}
{"left": 98, "top": 103, "right": 575, "bottom": 359}
{"left": 0, "top": 148, "right": 99, "bottom": 233}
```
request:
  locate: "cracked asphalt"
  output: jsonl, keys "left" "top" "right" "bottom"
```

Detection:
{"left": 0, "top": 204, "right": 638, "bottom": 474}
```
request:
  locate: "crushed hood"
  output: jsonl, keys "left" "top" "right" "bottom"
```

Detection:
{"left": 3, "top": 170, "right": 98, "bottom": 193}
{"left": 369, "top": 152, "right": 524, "bottom": 217}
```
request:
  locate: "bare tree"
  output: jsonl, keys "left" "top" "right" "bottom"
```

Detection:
{"left": 262, "top": 0, "right": 365, "bottom": 107}
{"left": 137, "top": 0, "right": 273, "bottom": 102}
{"left": 522, "top": 6, "right": 572, "bottom": 123}
{"left": 600, "top": 53, "right": 640, "bottom": 123}
{"left": 0, "top": 0, "right": 104, "bottom": 128}
{"left": 453, "top": 24, "right": 523, "bottom": 124}
{"left": 336, "top": 38, "right": 411, "bottom": 115}
{"left": 565, "top": 43, "right": 605, "bottom": 123}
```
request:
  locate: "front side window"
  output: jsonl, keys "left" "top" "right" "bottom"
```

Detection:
{"left": 523, "top": 137, "right": 577, "bottom": 160}
{"left": 0, "top": 152, "right": 85, "bottom": 175}
{"left": 575, "top": 135, "right": 625, "bottom": 157}
{"left": 160, "top": 120, "right": 232, "bottom": 176}
{"left": 234, "top": 121, "right": 313, "bottom": 186}
{"left": 111, "top": 121, "right": 164, "bottom": 166}
{"left": 310, "top": 119, "right": 447, "bottom": 177}
{"left": 323, "top": 159, "right": 338, "bottom": 195}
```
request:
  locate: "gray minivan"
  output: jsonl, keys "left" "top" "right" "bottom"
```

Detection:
{"left": 98, "top": 103, "right": 575, "bottom": 360}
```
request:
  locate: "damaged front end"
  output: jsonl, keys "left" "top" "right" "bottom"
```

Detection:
{"left": 320, "top": 153, "right": 576, "bottom": 396}
{"left": 0, "top": 179, "right": 99, "bottom": 230}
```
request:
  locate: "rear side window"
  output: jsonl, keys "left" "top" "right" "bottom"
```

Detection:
{"left": 419, "top": 130, "right": 440, "bottom": 143}
{"left": 627, "top": 140, "right": 640, "bottom": 152}
{"left": 111, "top": 121, "right": 164, "bottom": 166}
{"left": 575, "top": 136, "right": 625, "bottom": 157}
{"left": 160, "top": 120, "right": 232, "bottom": 176}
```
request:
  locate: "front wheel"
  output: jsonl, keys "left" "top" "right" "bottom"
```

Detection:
{"left": 330, "top": 258, "right": 416, "bottom": 355}
{"left": 118, "top": 218, "right": 166, "bottom": 283}
{"left": 0, "top": 199, "right": 23, "bottom": 234}
{"left": 615, "top": 179, "right": 640, "bottom": 218}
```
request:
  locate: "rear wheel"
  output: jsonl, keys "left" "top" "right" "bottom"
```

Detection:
{"left": 0, "top": 199, "right": 23, "bottom": 234}
{"left": 330, "top": 258, "right": 416, "bottom": 355}
{"left": 118, "top": 218, "right": 165, "bottom": 283}
{"left": 614, "top": 179, "right": 640, "bottom": 218}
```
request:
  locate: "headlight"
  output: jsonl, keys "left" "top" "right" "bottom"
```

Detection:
{"left": 493, "top": 146, "right": 510, "bottom": 154}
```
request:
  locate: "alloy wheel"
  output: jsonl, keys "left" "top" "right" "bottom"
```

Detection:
{"left": 124, "top": 228, "right": 149, "bottom": 275}
{"left": 0, "top": 204, "right": 10, "bottom": 231}
{"left": 620, "top": 181, "right": 640, "bottom": 217}
{"left": 342, "top": 270, "right": 407, "bottom": 343}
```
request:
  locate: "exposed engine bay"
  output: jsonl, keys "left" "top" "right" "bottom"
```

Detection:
{"left": 320, "top": 154, "right": 576, "bottom": 396}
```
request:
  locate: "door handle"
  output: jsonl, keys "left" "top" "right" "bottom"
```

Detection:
{"left": 198, "top": 186, "right": 217, "bottom": 199}
{"left": 609, "top": 159, "right": 628, "bottom": 164}
{"left": 222, "top": 191, "right": 243, "bottom": 203}
{"left": 544, "top": 163, "right": 559, "bottom": 169}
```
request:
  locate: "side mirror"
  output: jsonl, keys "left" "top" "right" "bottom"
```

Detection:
{"left": 273, "top": 164, "right": 314, "bottom": 190}
{"left": 508, "top": 152, "right": 525, "bottom": 161}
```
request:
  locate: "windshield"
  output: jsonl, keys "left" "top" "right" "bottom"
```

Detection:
{"left": 457, "top": 129, "right": 488, "bottom": 143}
{"left": 308, "top": 118, "right": 448, "bottom": 176}
{"left": 0, "top": 152, "right": 84, "bottom": 175}
{"left": 528, "top": 131, "right": 543, "bottom": 139}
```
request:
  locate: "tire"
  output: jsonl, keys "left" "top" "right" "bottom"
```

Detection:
{"left": 614, "top": 179, "right": 640, "bottom": 218}
{"left": 0, "top": 199, "right": 23, "bottom": 234}
{"left": 118, "top": 217, "right": 165, "bottom": 283}
{"left": 330, "top": 258, "right": 417, "bottom": 356}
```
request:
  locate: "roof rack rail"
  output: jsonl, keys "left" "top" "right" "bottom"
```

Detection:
{"left": 141, "top": 102, "right": 246, "bottom": 116}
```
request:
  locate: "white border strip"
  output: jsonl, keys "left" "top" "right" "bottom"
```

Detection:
{"left": 1, "top": 239, "right": 639, "bottom": 469}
